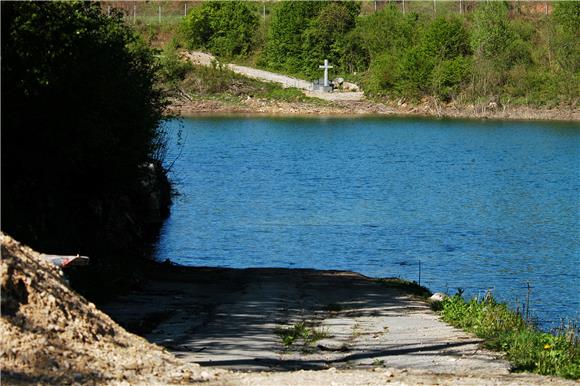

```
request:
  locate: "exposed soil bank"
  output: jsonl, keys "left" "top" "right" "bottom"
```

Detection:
{"left": 169, "top": 97, "right": 579, "bottom": 122}
{"left": 0, "top": 233, "right": 212, "bottom": 385}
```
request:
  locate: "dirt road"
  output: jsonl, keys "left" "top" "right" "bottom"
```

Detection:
{"left": 183, "top": 51, "right": 364, "bottom": 101}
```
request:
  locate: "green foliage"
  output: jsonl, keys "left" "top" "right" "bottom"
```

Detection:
{"left": 431, "top": 56, "right": 472, "bottom": 100}
{"left": 161, "top": 0, "right": 576, "bottom": 107}
{"left": 179, "top": 63, "right": 320, "bottom": 104}
{"left": 354, "top": 5, "right": 416, "bottom": 59}
{"left": 422, "top": 16, "right": 471, "bottom": 60}
{"left": 1, "top": 2, "right": 166, "bottom": 264}
{"left": 397, "top": 46, "right": 435, "bottom": 97}
{"left": 440, "top": 293, "right": 580, "bottom": 379}
{"left": 300, "top": 2, "right": 360, "bottom": 78}
{"left": 276, "top": 321, "right": 329, "bottom": 348}
{"left": 367, "top": 15, "right": 471, "bottom": 100}
{"left": 363, "top": 52, "right": 401, "bottom": 96}
{"left": 260, "top": 1, "right": 329, "bottom": 74}
{"left": 182, "top": 1, "right": 258, "bottom": 58}
{"left": 471, "top": 2, "right": 513, "bottom": 60}
{"left": 159, "top": 40, "right": 193, "bottom": 85}
{"left": 551, "top": 2, "right": 580, "bottom": 75}
{"left": 260, "top": 1, "right": 361, "bottom": 78}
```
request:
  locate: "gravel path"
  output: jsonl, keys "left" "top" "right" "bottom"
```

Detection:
{"left": 183, "top": 51, "right": 364, "bottom": 101}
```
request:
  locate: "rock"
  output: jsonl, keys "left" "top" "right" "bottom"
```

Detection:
{"left": 342, "top": 81, "right": 360, "bottom": 92}
{"left": 429, "top": 292, "right": 448, "bottom": 302}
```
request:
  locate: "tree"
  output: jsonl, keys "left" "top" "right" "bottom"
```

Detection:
{"left": 182, "top": 1, "right": 259, "bottom": 58}
{"left": 301, "top": 2, "right": 361, "bottom": 78}
{"left": 261, "top": 1, "right": 335, "bottom": 74}
{"left": 1, "top": 2, "right": 166, "bottom": 264}
{"left": 551, "top": 1, "right": 580, "bottom": 74}
{"left": 354, "top": 5, "right": 416, "bottom": 60}
{"left": 471, "top": 2, "right": 513, "bottom": 60}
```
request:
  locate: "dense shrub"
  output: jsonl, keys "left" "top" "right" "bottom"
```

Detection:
{"left": 354, "top": 5, "right": 417, "bottom": 59}
{"left": 431, "top": 56, "right": 472, "bottom": 100}
{"left": 259, "top": 1, "right": 360, "bottom": 78}
{"left": 173, "top": 0, "right": 576, "bottom": 107}
{"left": 300, "top": 2, "right": 360, "bottom": 78}
{"left": 1, "top": 2, "right": 166, "bottom": 270}
{"left": 182, "top": 1, "right": 258, "bottom": 58}
{"left": 159, "top": 39, "right": 194, "bottom": 86}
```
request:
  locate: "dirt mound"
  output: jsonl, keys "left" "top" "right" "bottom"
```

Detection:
{"left": 0, "top": 233, "right": 213, "bottom": 385}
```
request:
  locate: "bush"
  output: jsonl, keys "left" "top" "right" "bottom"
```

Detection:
{"left": 471, "top": 2, "right": 513, "bottom": 60}
{"left": 440, "top": 293, "right": 580, "bottom": 379}
{"left": 300, "top": 2, "right": 360, "bottom": 78}
{"left": 159, "top": 40, "right": 193, "bottom": 86}
{"left": 1, "top": 2, "right": 166, "bottom": 267}
{"left": 354, "top": 5, "right": 417, "bottom": 59}
{"left": 362, "top": 52, "right": 401, "bottom": 97}
{"left": 431, "top": 56, "right": 472, "bottom": 101}
{"left": 422, "top": 16, "right": 470, "bottom": 60}
{"left": 397, "top": 46, "right": 434, "bottom": 98}
{"left": 182, "top": 1, "right": 259, "bottom": 58}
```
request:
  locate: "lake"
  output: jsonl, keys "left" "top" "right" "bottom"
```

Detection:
{"left": 156, "top": 116, "right": 579, "bottom": 330}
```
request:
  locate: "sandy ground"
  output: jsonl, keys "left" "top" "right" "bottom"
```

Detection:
{"left": 0, "top": 234, "right": 211, "bottom": 385}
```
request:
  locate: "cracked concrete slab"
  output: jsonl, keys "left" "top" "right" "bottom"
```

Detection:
{"left": 101, "top": 266, "right": 510, "bottom": 375}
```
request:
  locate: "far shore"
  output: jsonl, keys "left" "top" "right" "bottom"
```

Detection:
{"left": 169, "top": 97, "right": 580, "bottom": 122}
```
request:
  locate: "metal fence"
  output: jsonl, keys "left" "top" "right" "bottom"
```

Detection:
{"left": 102, "top": 1, "right": 553, "bottom": 26}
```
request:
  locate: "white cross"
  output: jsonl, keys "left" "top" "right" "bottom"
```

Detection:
{"left": 319, "top": 59, "right": 333, "bottom": 87}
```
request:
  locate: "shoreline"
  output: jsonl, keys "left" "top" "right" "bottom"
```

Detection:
{"left": 168, "top": 97, "right": 580, "bottom": 122}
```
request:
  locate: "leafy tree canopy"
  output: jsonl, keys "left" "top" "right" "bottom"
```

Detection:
{"left": 182, "top": 1, "right": 259, "bottom": 58}
{"left": 260, "top": 1, "right": 359, "bottom": 77}
{"left": 1, "top": 1, "right": 165, "bottom": 258}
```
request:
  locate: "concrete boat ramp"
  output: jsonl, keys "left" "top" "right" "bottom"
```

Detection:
{"left": 101, "top": 266, "right": 509, "bottom": 374}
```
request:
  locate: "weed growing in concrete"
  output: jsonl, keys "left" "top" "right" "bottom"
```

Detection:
{"left": 276, "top": 321, "right": 329, "bottom": 348}
{"left": 372, "top": 359, "right": 385, "bottom": 367}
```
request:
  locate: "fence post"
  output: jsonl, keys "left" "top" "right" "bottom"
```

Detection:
{"left": 133, "top": 4, "right": 136, "bottom": 24}
{"left": 402, "top": 0, "right": 405, "bottom": 14}
{"left": 433, "top": 0, "right": 436, "bottom": 15}
{"left": 185, "top": 3, "right": 187, "bottom": 17}
{"left": 158, "top": 5, "right": 161, "bottom": 24}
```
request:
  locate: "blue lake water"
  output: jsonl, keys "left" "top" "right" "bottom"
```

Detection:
{"left": 156, "top": 116, "right": 579, "bottom": 330}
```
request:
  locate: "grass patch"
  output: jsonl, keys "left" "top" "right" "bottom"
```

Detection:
{"left": 164, "top": 57, "right": 329, "bottom": 105}
{"left": 440, "top": 293, "right": 579, "bottom": 379}
{"left": 372, "top": 358, "right": 385, "bottom": 367}
{"left": 377, "top": 278, "right": 432, "bottom": 298}
{"left": 276, "top": 321, "right": 329, "bottom": 348}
